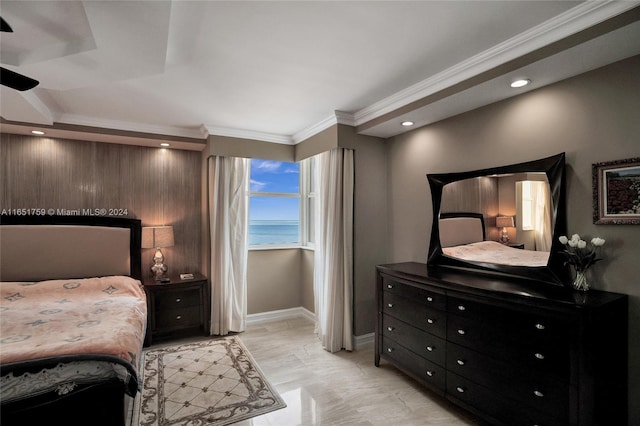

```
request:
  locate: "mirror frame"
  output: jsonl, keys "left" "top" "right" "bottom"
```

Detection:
{"left": 427, "top": 153, "right": 569, "bottom": 286}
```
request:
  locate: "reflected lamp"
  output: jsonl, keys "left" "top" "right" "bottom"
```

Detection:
{"left": 496, "top": 216, "right": 514, "bottom": 244}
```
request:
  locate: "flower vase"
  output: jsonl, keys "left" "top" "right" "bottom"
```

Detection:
{"left": 572, "top": 269, "right": 590, "bottom": 292}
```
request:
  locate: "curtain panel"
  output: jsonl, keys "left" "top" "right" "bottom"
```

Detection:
{"left": 313, "top": 148, "right": 354, "bottom": 353}
{"left": 207, "top": 156, "right": 249, "bottom": 336}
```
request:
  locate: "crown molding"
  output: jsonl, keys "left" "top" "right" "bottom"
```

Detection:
{"left": 204, "top": 125, "right": 293, "bottom": 145}
{"left": 57, "top": 113, "right": 207, "bottom": 140}
{"left": 291, "top": 110, "right": 356, "bottom": 144}
{"left": 353, "top": 0, "right": 640, "bottom": 126}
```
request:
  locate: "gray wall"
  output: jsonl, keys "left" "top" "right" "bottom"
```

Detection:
{"left": 351, "top": 133, "right": 388, "bottom": 336}
{"left": 246, "top": 248, "right": 315, "bottom": 315}
{"left": 385, "top": 55, "right": 640, "bottom": 424}
{"left": 247, "top": 249, "right": 303, "bottom": 314}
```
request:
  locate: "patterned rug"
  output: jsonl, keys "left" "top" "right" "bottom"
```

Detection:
{"left": 133, "top": 336, "right": 286, "bottom": 426}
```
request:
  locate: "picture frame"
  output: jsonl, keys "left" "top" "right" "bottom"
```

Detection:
{"left": 592, "top": 157, "right": 640, "bottom": 225}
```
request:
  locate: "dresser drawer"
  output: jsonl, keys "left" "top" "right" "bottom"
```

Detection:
{"left": 446, "top": 372, "right": 567, "bottom": 426}
{"left": 383, "top": 277, "right": 446, "bottom": 311}
{"left": 448, "top": 296, "right": 571, "bottom": 344}
{"left": 381, "top": 335, "right": 445, "bottom": 393}
{"left": 383, "top": 291, "right": 446, "bottom": 338}
{"left": 382, "top": 314, "right": 445, "bottom": 366}
{"left": 446, "top": 342, "right": 570, "bottom": 416}
{"left": 155, "top": 288, "right": 201, "bottom": 311}
{"left": 447, "top": 314, "right": 570, "bottom": 379}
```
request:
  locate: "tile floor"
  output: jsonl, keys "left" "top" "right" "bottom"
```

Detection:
{"left": 232, "top": 317, "right": 483, "bottom": 426}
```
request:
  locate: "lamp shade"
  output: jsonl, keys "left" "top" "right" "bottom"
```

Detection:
{"left": 141, "top": 226, "right": 174, "bottom": 248}
{"left": 495, "top": 216, "right": 515, "bottom": 228}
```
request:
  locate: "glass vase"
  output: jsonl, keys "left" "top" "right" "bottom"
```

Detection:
{"left": 572, "top": 269, "right": 590, "bottom": 292}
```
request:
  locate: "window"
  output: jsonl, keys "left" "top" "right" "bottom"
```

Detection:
{"left": 249, "top": 159, "right": 300, "bottom": 246}
{"left": 301, "top": 156, "right": 315, "bottom": 246}
{"left": 248, "top": 158, "right": 314, "bottom": 248}
{"left": 521, "top": 180, "right": 534, "bottom": 230}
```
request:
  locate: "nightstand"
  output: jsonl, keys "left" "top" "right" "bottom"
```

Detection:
{"left": 507, "top": 242, "right": 525, "bottom": 249}
{"left": 142, "top": 273, "right": 208, "bottom": 346}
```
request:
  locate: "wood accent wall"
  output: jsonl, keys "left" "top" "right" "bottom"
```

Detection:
{"left": 0, "top": 133, "right": 202, "bottom": 277}
{"left": 441, "top": 176, "right": 500, "bottom": 240}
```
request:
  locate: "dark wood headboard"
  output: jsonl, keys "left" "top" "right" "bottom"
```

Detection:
{"left": 0, "top": 216, "right": 142, "bottom": 281}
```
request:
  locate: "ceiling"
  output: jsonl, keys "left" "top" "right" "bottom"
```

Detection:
{"left": 1, "top": 1, "right": 639, "bottom": 150}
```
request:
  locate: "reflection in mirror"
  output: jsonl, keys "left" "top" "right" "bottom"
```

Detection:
{"left": 439, "top": 172, "right": 553, "bottom": 266}
{"left": 427, "top": 153, "right": 568, "bottom": 286}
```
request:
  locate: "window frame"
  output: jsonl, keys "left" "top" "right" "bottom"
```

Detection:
{"left": 247, "top": 158, "right": 314, "bottom": 250}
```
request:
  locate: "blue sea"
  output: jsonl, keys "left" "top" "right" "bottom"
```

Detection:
{"left": 249, "top": 220, "right": 299, "bottom": 245}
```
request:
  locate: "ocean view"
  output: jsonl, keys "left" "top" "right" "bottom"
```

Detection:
{"left": 249, "top": 220, "right": 299, "bottom": 245}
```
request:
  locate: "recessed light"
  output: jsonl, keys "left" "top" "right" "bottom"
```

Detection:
{"left": 160, "top": 143, "right": 170, "bottom": 147}
{"left": 401, "top": 121, "right": 415, "bottom": 127}
{"left": 510, "top": 79, "right": 531, "bottom": 88}
{"left": 31, "top": 130, "right": 45, "bottom": 135}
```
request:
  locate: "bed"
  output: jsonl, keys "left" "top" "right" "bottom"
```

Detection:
{"left": 439, "top": 212, "right": 549, "bottom": 267}
{"left": 0, "top": 216, "right": 146, "bottom": 426}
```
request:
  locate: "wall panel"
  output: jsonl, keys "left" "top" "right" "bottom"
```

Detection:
{"left": 0, "top": 134, "right": 202, "bottom": 277}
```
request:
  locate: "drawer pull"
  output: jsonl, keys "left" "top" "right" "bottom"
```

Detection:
{"left": 456, "top": 359, "right": 466, "bottom": 366}
{"left": 534, "top": 352, "right": 545, "bottom": 360}
{"left": 426, "top": 370, "right": 434, "bottom": 377}
{"left": 387, "top": 347, "right": 393, "bottom": 353}
{"left": 387, "top": 303, "right": 394, "bottom": 308}
{"left": 387, "top": 284, "right": 394, "bottom": 289}
{"left": 457, "top": 329, "right": 466, "bottom": 335}
{"left": 427, "top": 318, "right": 434, "bottom": 324}
{"left": 387, "top": 326, "right": 394, "bottom": 332}
{"left": 176, "top": 298, "right": 182, "bottom": 303}
{"left": 426, "top": 345, "right": 435, "bottom": 352}
{"left": 456, "top": 386, "right": 465, "bottom": 393}
{"left": 427, "top": 296, "right": 433, "bottom": 302}
{"left": 534, "top": 390, "right": 544, "bottom": 398}
{"left": 176, "top": 315, "right": 182, "bottom": 320}
{"left": 457, "top": 305, "right": 466, "bottom": 311}
{"left": 535, "top": 323, "right": 545, "bottom": 330}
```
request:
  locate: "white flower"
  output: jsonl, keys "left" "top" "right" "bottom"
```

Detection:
{"left": 570, "top": 234, "right": 581, "bottom": 243}
{"left": 559, "top": 235, "right": 568, "bottom": 244}
{"left": 591, "top": 237, "right": 606, "bottom": 247}
{"left": 577, "top": 240, "right": 587, "bottom": 249}
{"left": 568, "top": 239, "right": 578, "bottom": 247}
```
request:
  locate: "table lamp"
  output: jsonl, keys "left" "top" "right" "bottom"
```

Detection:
{"left": 142, "top": 226, "right": 174, "bottom": 280}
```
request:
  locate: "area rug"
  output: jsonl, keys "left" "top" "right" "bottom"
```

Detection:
{"left": 132, "top": 336, "right": 286, "bottom": 426}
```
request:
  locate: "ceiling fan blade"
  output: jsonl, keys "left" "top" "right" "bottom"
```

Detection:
{"left": 1, "top": 67, "right": 39, "bottom": 91}
{"left": 1, "top": 17, "right": 13, "bottom": 32}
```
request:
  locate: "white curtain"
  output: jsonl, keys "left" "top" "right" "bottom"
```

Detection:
{"left": 207, "top": 156, "right": 249, "bottom": 335}
{"left": 313, "top": 148, "right": 354, "bottom": 353}
{"left": 532, "top": 181, "right": 552, "bottom": 251}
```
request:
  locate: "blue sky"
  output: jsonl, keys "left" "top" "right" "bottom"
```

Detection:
{"left": 250, "top": 160, "right": 300, "bottom": 221}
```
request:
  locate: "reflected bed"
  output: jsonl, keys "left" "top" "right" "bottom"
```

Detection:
{"left": 439, "top": 213, "right": 549, "bottom": 268}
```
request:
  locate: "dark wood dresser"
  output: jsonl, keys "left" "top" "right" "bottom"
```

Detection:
{"left": 375, "top": 262, "right": 628, "bottom": 426}
{"left": 143, "top": 273, "right": 208, "bottom": 346}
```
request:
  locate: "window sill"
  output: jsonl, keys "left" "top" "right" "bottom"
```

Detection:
{"left": 249, "top": 245, "right": 314, "bottom": 251}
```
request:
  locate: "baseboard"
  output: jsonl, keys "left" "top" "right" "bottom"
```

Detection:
{"left": 353, "top": 332, "right": 374, "bottom": 350}
{"left": 247, "top": 307, "right": 374, "bottom": 351}
{"left": 247, "top": 306, "right": 315, "bottom": 325}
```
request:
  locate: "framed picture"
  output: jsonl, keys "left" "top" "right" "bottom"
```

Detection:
{"left": 592, "top": 157, "right": 640, "bottom": 224}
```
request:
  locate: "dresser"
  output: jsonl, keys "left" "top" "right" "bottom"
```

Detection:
{"left": 375, "top": 262, "right": 628, "bottom": 426}
{"left": 143, "top": 273, "right": 208, "bottom": 346}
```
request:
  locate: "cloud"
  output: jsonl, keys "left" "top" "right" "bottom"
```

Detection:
{"left": 252, "top": 160, "right": 282, "bottom": 173}
{"left": 250, "top": 179, "right": 267, "bottom": 192}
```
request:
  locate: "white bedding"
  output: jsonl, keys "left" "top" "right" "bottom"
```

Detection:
{"left": 443, "top": 241, "right": 549, "bottom": 267}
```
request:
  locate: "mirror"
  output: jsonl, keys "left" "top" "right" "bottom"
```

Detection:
{"left": 427, "top": 153, "right": 568, "bottom": 286}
